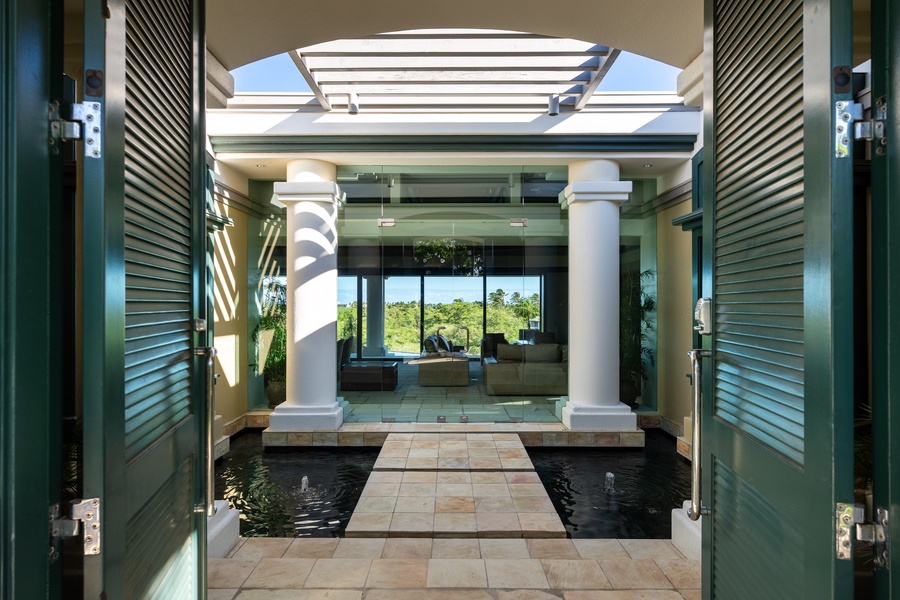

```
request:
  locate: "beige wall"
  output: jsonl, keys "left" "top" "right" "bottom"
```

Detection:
{"left": 213, "top": 196, "right": 250, "bottom": 425}
{"left": 656, "top": 201, "right": 694, "bottom": 432}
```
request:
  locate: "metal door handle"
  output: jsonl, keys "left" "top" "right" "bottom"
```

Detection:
{"left": 687, "top": 348, "right": 711, "bottom": 520}
{"left": 195, "top": 346, "right": 218, "bottom": 517}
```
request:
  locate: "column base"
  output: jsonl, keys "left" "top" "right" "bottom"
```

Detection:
{"left": 561, "top": 397, "right": 638, "bottom": 431}
{"left": 268, "top": 402, "right": 344, "bottom": 431}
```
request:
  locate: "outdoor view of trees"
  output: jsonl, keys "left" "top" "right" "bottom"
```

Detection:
{"left": 337, "top": 288, "right": 541, "bottom": 355}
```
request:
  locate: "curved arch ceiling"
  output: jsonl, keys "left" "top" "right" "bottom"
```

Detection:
{"left": 207, "top": 0, "right": 703, "bottom": 71}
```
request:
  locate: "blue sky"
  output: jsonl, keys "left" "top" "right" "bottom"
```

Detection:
{"left": 338, "top": 276, "right": 541, "bottom": 305}
{"left": 232, "top": 51, "right": 679, "bottom": 93}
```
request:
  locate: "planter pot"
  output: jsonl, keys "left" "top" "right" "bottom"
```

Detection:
{"left": 265, "top": 381, "right": 286, "bottom": 408}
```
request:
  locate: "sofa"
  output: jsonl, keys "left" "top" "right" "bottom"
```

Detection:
{"left": 483, "top": 342, "right": 567, "bottom": 395}
{"left": 415, "top": 333, "right": 470, "bottom": 386}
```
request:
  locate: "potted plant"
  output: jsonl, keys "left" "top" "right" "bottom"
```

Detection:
{"left": 253, "top": 278, "right": 288, "bottom": 407}
{"left": 620, "top": 269, "right": 656, "bottom": 404}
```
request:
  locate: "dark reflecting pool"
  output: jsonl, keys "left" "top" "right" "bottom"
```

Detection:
{"left": 214, "top": 432, "right": 378, "bottom": 537}
{"left": 528, "top": 429, "right": 692, "bottom": 538}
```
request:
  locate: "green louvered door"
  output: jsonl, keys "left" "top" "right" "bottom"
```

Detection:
{"left": 81, "top": 0, "right": 208, "bottom": 597}
{"left": 702, "top": 0, "right": 856, "bottom": 597}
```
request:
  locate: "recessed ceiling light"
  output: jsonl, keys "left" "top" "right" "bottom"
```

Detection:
{"left": 643, "top": 164, "right": 653, "bottom": 168}
{"left": 256, "top": 164, "right": 267, "bottom": 168}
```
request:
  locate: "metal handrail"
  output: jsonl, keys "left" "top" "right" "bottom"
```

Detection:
{"left": 687, "top": 348, "right": 711, "bottom": 521}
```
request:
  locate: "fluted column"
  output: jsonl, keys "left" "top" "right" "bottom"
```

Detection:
{"left": 561, "top": 160, "right": 638, "bottom": 431}
{"left": 268, "top": 160, "right": 345, "bottom": 431}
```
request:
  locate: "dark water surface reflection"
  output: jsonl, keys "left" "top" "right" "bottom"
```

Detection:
{"left": 528, "top": 430, "right": 692, "bottom": 538}
{"left": 214, "top": 432, "right": 377, "bottom": 537}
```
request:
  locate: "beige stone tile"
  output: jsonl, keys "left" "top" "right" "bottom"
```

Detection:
{"left": 619, "top": 432, "right": 645, "bottom": 447}
{"left": 344, "top": 512, "right": 392, "bottom": 535}
{"left": 363, "top": 483, "right": 401, "bottom": 496}
{"left": 340, "top": 432, "right": 365, "bottom": 446}
{"left": 473, "top": 483, "right": 511, "bottom": 497}
{"left": 678, "top": 589, "right": 703, "bottom": 600}
{"left": 225, "top": 538, "right": 247, "bottom": 558}
{"left": 497, "top": 448, "right": 529, "bottom": 458}
{"left": 400, "top": 483, "right": 437, "bottom": 496}
{"left": 543, "top": 432, "right": 568, "bottom": 446}
{"left": 365, "top": 591, "right": 492, "bottom": 600}
{"left": 526, "top": 540, "right": 580, "bottom": 560}
{"left": 471, "top": 472, "right": 506, "bottom": 484}
{"left": 312, "top": 432, "right": 339, "bottom": 446}
{"left": 478, "top": 539, "right": 530, "bottom": 559}
{"left": 513, "top": 496, "right": 556, "bottom": 513}
{"left": 496, "top": 591, "right": 562, "bottom": 600}
{"left": 572, "top": 540, "right": 629, "bottom": 560}
{"left": 333, "top": 538, "right": 387, "bottom": 558}
{"left": 567, "top": 432, "right": 595, "bottom": 446}
{"left": 435, "top": 496, "right": 475, "bottom": 512}
{"left": 355, "top": 496, "right": 397, "bottom": 513}
{"left": 408, "top": 448, "right": 439, "bottom": 458}
{"left": 427, "top": 559, "right": 487, "bottom": 587}
{"left": 486, "top": 559, "right": 550, "bottom": 588}
{"left": 619, "top": 540, "right": 683, "bottom": 561}
{"left": 437, "top": 471, "right": 472, "bottom": 484}
{"left": 402, "top": 471, "right": 438, "bottom": 483}
{"left": 233, "top": 591, "right": 362, "bottom": 600}
{"left": 598, "top": 559, "right": 673, "bottom": 590}
{"left": 476, "top": 512, "right": 521, "bottom": 535}
{"left": 287, "top": 432, "right": 313, "bottom": 446}
{"left": 411, "top": 439, "right": 440, "bottom": 449}
{"left": 470, "top": 458, "right": 504, "bottom": 470}
{"left": 264, "top": 432, "right": 288, "bottom": 446}
{"left": 438, "top": 457, "right": 470, "bottom": 469}
{"left": 518, "top": 513, "right": 567, "bottom": 537}
{"left": 243, "top": 558, "right": 316, "bottom": 588}
{"left": 382, "top": 538, "right": 433, "bottom": 559}
{"left": 366, "top": 559, "right": 429, "bottom": 588}
{"left": 468, "top": 447, "right": 500, "bottom": 457}
{"left": 500, "top": 458, "right": 535, "bottom": 470}
{"left": 368, "top": 472, "right": 403, "bottom": 483}
{"left": 474, "top": 497, "right": 517, "bottom": 513}
{"left": 436, "top": 483, "right": 473, "bottom": 497}
{"left": 394, "top": 496, "right": 436, "bottom": 513}
{"left": 518, "top": 432, "right": 543, "bottom": 446}
{"left": 232, "top": 538, "right": 292, "bottom": 559}
{"left": 284, "top": 538, "right": 339, "bottom": 559}
{"left": 508, "top": 484, "right": 547, "bottom": 497}
{"left": 563, "top": 592, "right": 685, "bottom": 600}
{"left": 304, "top": 558, "right": 372, "bottom": 588}
{"left": 505, "top": 472, "right": 542, "bottom": 484}
{"left": 206, "top": 590, "right": 237, "bottom": 600}
{"left": 655, "top": 560, "right": 701, "bottom": 589}
{"left": 408, "top": 457, "right": 440, "bottom": 469}
{"left": 434, "top": 512, "right": 477, "bottom": 534}
{"left": 541, "top": 559, "right": 611, "bottom": 589}
{"left": 377, "top": 447, "right": 409, "bottom": 457}
{"left": 374, "top": 457, "right": 410, "bottom": 469}
{"left": 390, "top": 512, "right": 435, "bottom": 534}
{"left": 207, "top": 558, "right": 258, "bottom": 588}
{"left": 365, "top": 432, "right": 390, "bottom": 446}
{"left": 432, "top": 538, "right": 481, "bottom": 558}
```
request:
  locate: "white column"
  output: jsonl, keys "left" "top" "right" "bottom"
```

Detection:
{"left": 561, "top": 160, "right": 638, "bottom": 431}
{"left": 364, "top": 275, "right": 385, "bottom": 356}
{"left": 268, "top": 160, "right": 344, "bottom": 430}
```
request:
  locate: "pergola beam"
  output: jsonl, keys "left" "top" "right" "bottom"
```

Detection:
{"left": 288, "top": 50, "right": 332, "bottom": 111}
{"left": 574, "top": 49, "right": 621, "bottom": 110}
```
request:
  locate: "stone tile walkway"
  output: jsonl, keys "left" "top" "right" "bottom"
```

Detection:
{"left": 373, "top": 433, "right": 534, "bottom": 471}
{"left": 208, "top": 537, "right": 701, "bottom": 599}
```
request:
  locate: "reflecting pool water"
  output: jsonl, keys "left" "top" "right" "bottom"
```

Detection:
{"left": 214, "top": 432, "right": 378, "bottom": 537}
{"left": 528, "top": 430, "right": 692, "bottom": 538}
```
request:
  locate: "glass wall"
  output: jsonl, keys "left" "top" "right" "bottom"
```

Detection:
{"left": 335, "top": 165, "right": 569, "bottom": 423}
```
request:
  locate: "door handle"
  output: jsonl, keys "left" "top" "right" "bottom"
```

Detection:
{"left": 195, "top": 346, "right": 218, "bottom": 517}
{"left": 687, "top": 348, "right": 711, "bottom": 520}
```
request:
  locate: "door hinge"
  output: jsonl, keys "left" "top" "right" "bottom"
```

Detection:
{"left": 49, "top": 498, "right": 101, "bottom": 562}
{"left": 48, "top": 100, "right": 102, "bottom": 159}
{"left": 836, "top": 502, "right": 864, "bottom": 560}
{"left": 835, "top": 98, "right": 888, "bottom": 158}
{"left": 857, "top": 507, "right": 890, "bottom": 569}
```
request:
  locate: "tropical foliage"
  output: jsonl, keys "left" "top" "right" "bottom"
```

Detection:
{"left": 253, "top": 279, "right": 288, "bottom": 383}
{"left": 337, "top": 289, "right": 540, "bottom": 354}
{"left": 620, "top": 269, "right": 656, "bottom": 397}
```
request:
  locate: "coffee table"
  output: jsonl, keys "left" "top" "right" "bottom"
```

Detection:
{"left": 340, "top": 362, "right": 399, "bottom": 391}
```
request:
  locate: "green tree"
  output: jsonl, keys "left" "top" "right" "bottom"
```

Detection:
{"left": 488, "top": 288, "right": 506, "bottom": 307}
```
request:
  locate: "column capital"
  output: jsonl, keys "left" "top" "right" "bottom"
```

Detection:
{"left": 560, "top": 181, "right": 633, "bottom": 208}
{"left": 271, "top": 181, "right": 345, "bottom": 208}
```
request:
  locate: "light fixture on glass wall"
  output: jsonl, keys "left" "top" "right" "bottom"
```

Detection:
{"left": 377, "top": 217, "right": 395, "bottom": 227}
{"left": 348, "top": 92, "right": 360, "bottom": 115}
{"left": 548, "top": 93, "right": 560, "bottom": 116}
{"left": 509, "top": 218, "right": 528, "bottom": 227}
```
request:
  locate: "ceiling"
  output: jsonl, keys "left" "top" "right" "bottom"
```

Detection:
{"left": 206, "top": 0, "right": 703, "bottom": 71}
